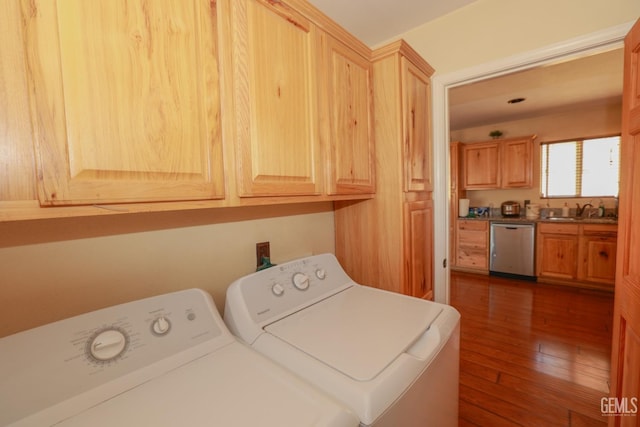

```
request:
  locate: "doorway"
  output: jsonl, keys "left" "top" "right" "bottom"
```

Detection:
{"left": 430, "top": 22, "right": 632, "bottom": 304}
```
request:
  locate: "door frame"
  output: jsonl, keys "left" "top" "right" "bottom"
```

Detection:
{"left": 431, "top": 22, "right": 634, "bottom": 304}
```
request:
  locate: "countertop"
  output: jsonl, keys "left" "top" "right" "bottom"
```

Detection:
{"left": 458, "top": 215, "right": 618, "bottom": 225}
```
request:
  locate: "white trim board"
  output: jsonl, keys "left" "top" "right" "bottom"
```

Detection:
{"left": 430, "top": 22, "right": 633, "bottom": 304}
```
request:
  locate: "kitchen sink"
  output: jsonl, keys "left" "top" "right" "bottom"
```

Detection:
{"left": 545, "top": 217, "right": 617, "bottom": 223}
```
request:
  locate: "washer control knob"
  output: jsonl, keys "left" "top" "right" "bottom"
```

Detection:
{"left": 292, "top": 272, "right": 310, "bottom": 290}
{"left": 89, "top": 329, "right": 127, "bottom": 361}
{"left": 272, "top": 283, "right": 285, "bottom": 296}
{"left": 315, "top": 269, "right": 326, "bottom": 280}
{"left": 152, "top": 317, "right": 171, "bottom": 335}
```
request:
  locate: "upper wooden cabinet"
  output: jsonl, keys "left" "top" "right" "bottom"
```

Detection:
{"left": 462, "top": 142, "right": 500, "bottom": 189}
{"left": 2, "top": 0, "right": 376, "bottom": 220}
{"left": 462, "top": 135, "right": 535, "bottom": 190}
{"left": 319, "top": 33, "right": 375, "bottom": 195}
{"left": 402, "top": 58, "right": 433, "bottom": 192}
{"left": 501, "top": 137, "right": 534, "bottom": 188}
{"left": 225, "top": 0, "right": 321, "bottom": 197}
{"left": 23, "top": 0, "right": 225, "bottom": 205}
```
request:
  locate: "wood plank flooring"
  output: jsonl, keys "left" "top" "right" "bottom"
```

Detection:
{"left": 450, "top": 271, "right": 614, "bottom": 426}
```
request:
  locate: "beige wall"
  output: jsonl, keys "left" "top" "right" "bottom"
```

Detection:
{"left": 0, "top": 203, "right": 335, "bottom": 337}
{"left": 450, "top": 100, "right": 622, "bottom": 212}
{"left": 398, "top": 0, "right": 640, "bottom": 75}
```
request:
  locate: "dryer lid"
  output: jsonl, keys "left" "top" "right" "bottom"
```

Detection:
{"left": 264, "top": 286, "right": 442, "bottom": 381}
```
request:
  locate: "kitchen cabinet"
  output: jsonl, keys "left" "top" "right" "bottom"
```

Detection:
{"left": 501, "top": 137, "right": 534, "bottom": 188}
{"left": 462, "top": 135, "right": 535, "bottom": 190}
{"left": 1, "top": 0, "right": 376, "bottom": 221}
{"left": 455, "top": 220, "right": 489, "bottom": 272}
{"left": 318, "top": 32, "right": 375, "bottom": 195}
{"left": 536, "top": 223, "right": 579, "bottom": 280}
{"left": 23, "top": 0, "right": 225, "bottom": 205}
{"left": 577, "top": 224, "right": 617, "bottom": 286}
{"left": 225, "top": 0, "right": 321, "bottom": 197}
{"left": 536, "top": 222, "right": 617, "bottom": 288}
{"left": 402, "top": 57, "right": 433, "bottom": 192}
{"left": 462, "top": 142, "right": 500, "bottom": 189}
{"left": 335, "top": 40, "right": 434, "bottom": 299}
{"left": 405, "top": 200, "right": 434, "bottom": 300}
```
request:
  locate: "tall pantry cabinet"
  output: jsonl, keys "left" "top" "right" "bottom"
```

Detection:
{"left": 335, "top": 40, "right": 435, "bottom": 300}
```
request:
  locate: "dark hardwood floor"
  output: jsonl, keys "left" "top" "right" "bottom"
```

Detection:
{"left": 450, "top": 271, "right": 614, "bottom": 426}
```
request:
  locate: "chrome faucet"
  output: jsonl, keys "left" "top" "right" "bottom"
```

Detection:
{"left": 576, "top": 203, "right": 593, "bottom": 217}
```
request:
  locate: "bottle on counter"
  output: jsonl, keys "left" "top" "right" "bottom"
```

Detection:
{"left": 562, "top": 203, "right": 570, "bottom": 217}
{"left": 598, "top": 200, "right": 605, "bottom": 217}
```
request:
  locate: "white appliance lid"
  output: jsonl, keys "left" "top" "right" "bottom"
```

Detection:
{"left": 265, "top": 286, "right": 442, "bottom": 381}
{"left": 52, "top": 342, "right": 357, "bottom": 427}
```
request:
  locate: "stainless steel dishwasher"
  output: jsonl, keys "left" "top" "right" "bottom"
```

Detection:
{"left": 490, "top": 222, "right": 536, "bottom": 279}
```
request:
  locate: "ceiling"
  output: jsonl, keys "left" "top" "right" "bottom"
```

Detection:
{"left": 306, "top": 0, "right": 624, "bottom": 131}
{"left": 448, "top": 48, "right": 624, "bottom": 130}
{"left": 307, "top": 0, "right": 478, "bottom": 47}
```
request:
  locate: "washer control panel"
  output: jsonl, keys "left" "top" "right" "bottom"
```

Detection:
{"left": 0, "top": 289, "right": 230, "bottom": 426}
{"left": 227, "top": 253, "right": 353, "bottom": 325}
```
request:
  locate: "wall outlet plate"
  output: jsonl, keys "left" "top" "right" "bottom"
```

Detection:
{"left": 256, "top": 242, "right": 270, "bottom": 268}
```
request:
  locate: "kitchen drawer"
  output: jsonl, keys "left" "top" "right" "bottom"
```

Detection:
{"left": 457, "top": 220, "right": 488, "bottom": 232}
{"left": 457, "top": 229, "right": 488, "bottom": 250}
{"left": 457, "top": 248, "right": 488, "bottom": 270}
{"left": 537, "top": 222, "right": 579, "bottom": 235}
{"left": 581, "top": 223, "right": 618, "bottom": 237}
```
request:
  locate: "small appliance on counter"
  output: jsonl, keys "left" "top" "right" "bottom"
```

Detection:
{"left": 459, "top": 198, "right": 470, "bottom": 217}
{"left": 501, "top": 201, "right": 521, "bottom": 217}
{"left": 525, "top": 203, "right": 540, "bottom": 219}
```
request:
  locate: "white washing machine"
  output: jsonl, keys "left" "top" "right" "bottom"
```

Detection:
{"left": 0, "top": 289, "right": 358, "bottom": 427}
{"left": 224, "top": 253, "right": 461, "bottom": 427}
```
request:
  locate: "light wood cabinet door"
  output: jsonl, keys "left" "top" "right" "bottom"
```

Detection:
{"left": 229, "top": 0, "right": 321, "bottom": 197}
{"left": 24, "top": 0, "right": 224, "bottom": 205}
{"left": 402, "top": 58, "right": 432, "bottom": 192}
{"left": 536, "top": 223, "right": 579, "bottom": 280}
{"left": 501, "top": 137, "right": 533, "bottom": 188}
{"left": 1, "top": 0, "right": 37, "bottom": 203}
{"left": 461, "top": 136, "right": 535, "bottom": 190}
{"left": 405, "top": 200, "right": 433, "bottom": 300}
{"left": 578, "top": 225, "right": 617, "bottom": 286}
{"left": 456, "top": 220, "right": 489, "bottom": 271}
{"left": 320, "top": 34, "right": 374, "bottom": 195}
{"left": 462, "top": 142, "right": 500, "bottom": 189}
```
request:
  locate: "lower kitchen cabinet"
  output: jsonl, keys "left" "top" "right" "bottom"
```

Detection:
{"left": 536, "top": 222, "right": 617, "bottom": 289}
{"left": 455, "top": 220, "right": 489, "bottom": 272}
{"left": 577, "top": 224, "right": 617, "bottom": 285}
{"left": 405, "top": 200, "right": 433, "bottom": 300}
{"left": 536, "top": 223, "right": 579, "bottom": 281}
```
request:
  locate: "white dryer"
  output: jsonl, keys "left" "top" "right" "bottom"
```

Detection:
{"left": 224, "top": 253, "right": 461, "bottom": 427}
{"left": 0, "top": 289, "right": 358, "bottom": 427}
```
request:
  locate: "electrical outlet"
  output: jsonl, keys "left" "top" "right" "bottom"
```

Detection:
{"left": 256, "top": 242, "right": 270, "bottom": 268}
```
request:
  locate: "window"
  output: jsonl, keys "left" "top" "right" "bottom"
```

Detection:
{"left": 540, "top": 136, "right": 620, "bottom": 198}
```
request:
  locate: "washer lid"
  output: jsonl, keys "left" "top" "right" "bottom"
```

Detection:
{"left": 264, "top": 286, "right": 442, "bottom": 381}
